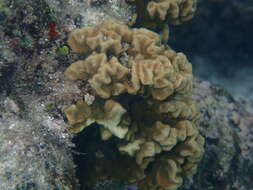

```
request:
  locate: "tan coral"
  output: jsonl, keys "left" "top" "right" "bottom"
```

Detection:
{"left": 135, "top": 141, "right": 161, "bottom": 167}
{"left": 97, "top": 100, "right": 128, "bottom": 138}
{"left": 65, "top": 53, "right": 107, "bottom": 81}
{"left": 99, "top": 127, "right": 113, "bottom": 140}
{"left": 147, "top": 0, "right": 180, "bottom": 20}
{"left": 140, "top": 158, "right": 183, "bottom": 190}
{"left": 64, "top": 99, "right": 128, "bottom": 138}
{"left": 147, "top": 0, "right": 197, "bottom": 24}
{"left": 64, "top": 21, "right": 204, "bottom": 190}
{"left": 155, "top": 159, "right": 183, "bottom": 190}
{"left": 159, "top": 99, "right": 199, "bottom": 120}
{"left": 128, "top": 0, "right": 197, "bottom": 25}
{"left": 126, "top": 0, "right": 197, "bottom": 41}
{"left": 67, "top": 20, "right": 132, "bottom": 56}
{"left": 129, "top": 28, "right": 163, "bottom": 57}
{"left": 89, "top": 56, "right": 129, "bottom": 98}
{"left": 66, "top": 22, "right": 193, "bottom": 101}
{"left": 138, "top": 122, "right": 204, "bottom": 190}
{"left": 64, "top": 100, "right": 91, "bottom": 126}
{"left": 118, "top": 139, "right": 145, "bottom": 156}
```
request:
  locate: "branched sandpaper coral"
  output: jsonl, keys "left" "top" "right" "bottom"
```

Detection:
{"left": 126, "top": 0, "right": 197, "bottom": 41}
{"left": 127, "top": 0, "right": 197, "bottom": 25}
{"left": 64, "top": 20, "right": 204, "bottom": 190}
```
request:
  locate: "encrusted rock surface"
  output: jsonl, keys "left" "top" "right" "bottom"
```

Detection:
{"left": 0, "top": 95, "right": 78, "bottom": 190}
{"left": 184, "top": 78, "right": 253, "bottom": 190}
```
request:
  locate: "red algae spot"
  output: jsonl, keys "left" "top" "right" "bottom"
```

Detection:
{"left": 48, "top": 23, "right": 59, "bottom": 40}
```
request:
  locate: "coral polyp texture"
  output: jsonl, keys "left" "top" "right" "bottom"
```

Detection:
{"left": 64, "top": 21, "right": 204, "bottom": 190}
{"left": 127, "top": 0, "right": 197, "bottom": 27}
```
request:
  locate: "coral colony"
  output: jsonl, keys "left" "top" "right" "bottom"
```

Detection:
{"left": 64, "top": 20, "right": 204, "bottom": 190}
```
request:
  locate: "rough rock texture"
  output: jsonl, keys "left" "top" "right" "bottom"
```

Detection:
{"left": 0, "top": 96, "right": 78, "bottom": 190}
{"left": 0, "top": 0, "right": 134, "bottom": 99}
{"left": 182, "top": 79, "right": 253, "bottom": 190}
{"left": 0, "top": 4, "right": 135, "bottom": 183}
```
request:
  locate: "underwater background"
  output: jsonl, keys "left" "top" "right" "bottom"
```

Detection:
{"left": 0, "top": 0, "right": 253, "bottom": 190}
{"left": 171, "top": 0, "right": 253, "bottom": 101}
